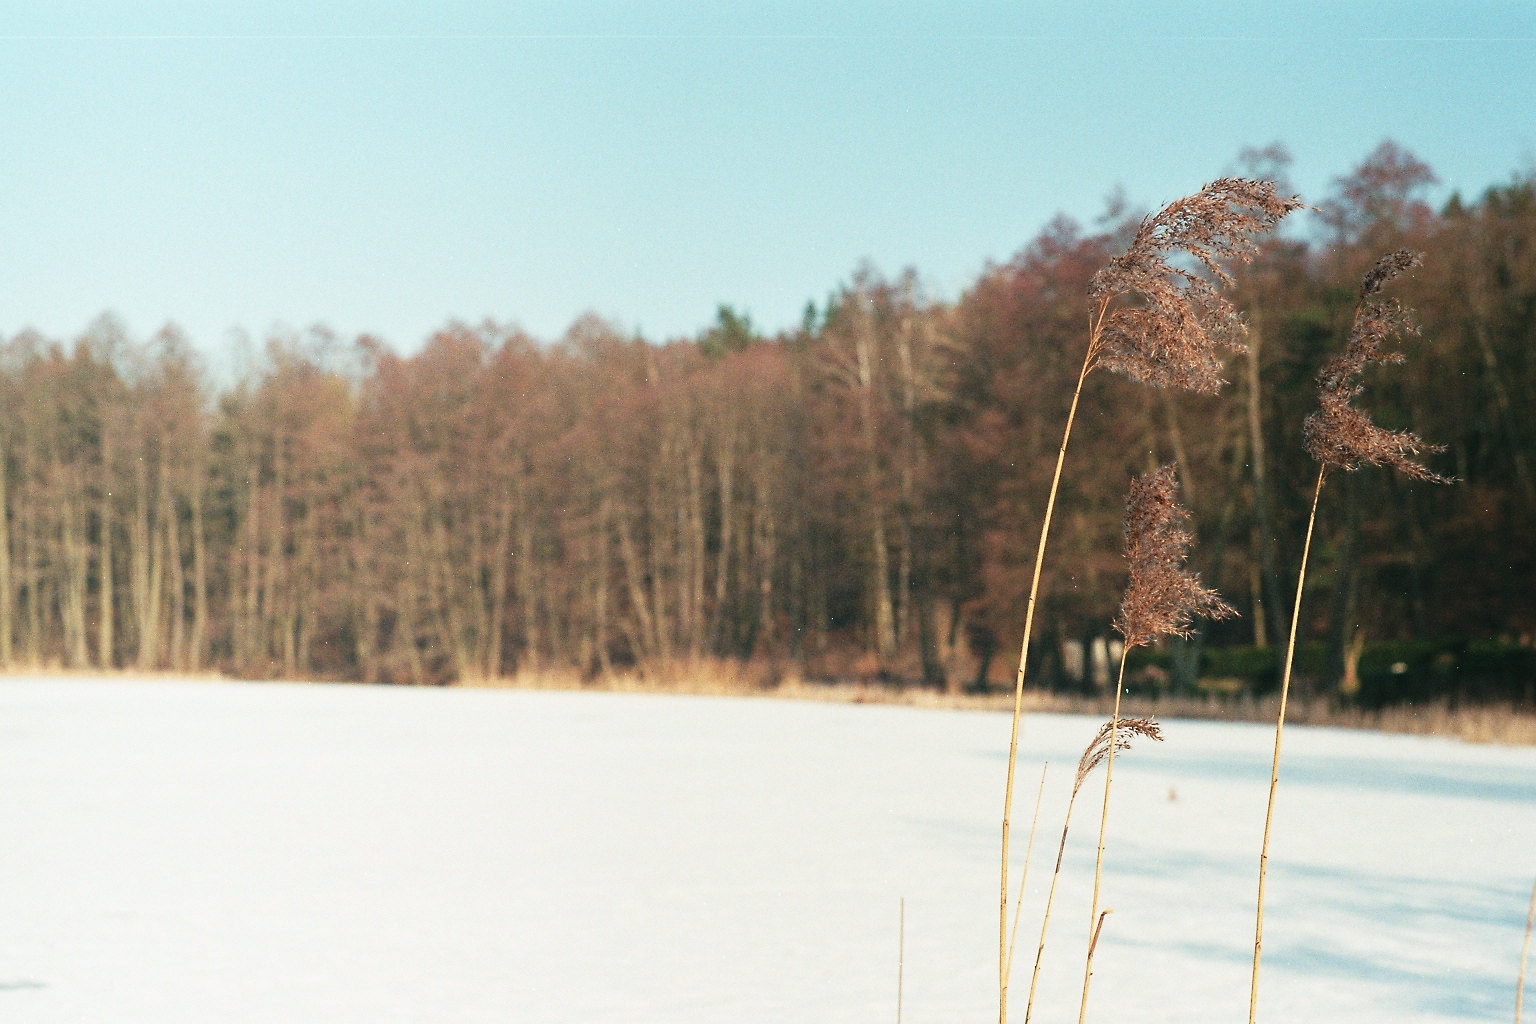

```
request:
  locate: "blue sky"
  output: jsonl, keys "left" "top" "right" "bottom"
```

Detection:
{"left": 2, "top": 2, "right": 1533, "bottom": 375}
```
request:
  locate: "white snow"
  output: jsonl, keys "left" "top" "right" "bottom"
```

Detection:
{"left": 1, "top": 677, "right": 1532, "bottom": 1023}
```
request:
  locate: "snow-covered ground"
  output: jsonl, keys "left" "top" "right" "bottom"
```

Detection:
{"left": 0, "top": 677, "right": 1532, "bottom": 1023}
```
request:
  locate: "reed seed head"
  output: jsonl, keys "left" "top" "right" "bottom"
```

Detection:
{"left": 1089, "top": 178, "right": 1303, "bottom": 393}
{"left": 1074, "top": 716, "right": 1163, "bottom": 794}
{"left": 1301, "top": 250, "right": 1451, "bottom": 482}
{"left": 1114, "top": 465, "right": 1236, "bottom": 648}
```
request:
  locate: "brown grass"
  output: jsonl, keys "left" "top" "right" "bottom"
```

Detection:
{"left": 23, "top": 659, "right": 1521, "bottom": 747}
{"left": 455, "top": 665, "right": 1536, "bottom": 745}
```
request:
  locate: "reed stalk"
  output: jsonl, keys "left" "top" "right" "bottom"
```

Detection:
{"left": 1005, "top": 765, "right": 1050, "bottom": 983}
{"left": 1518, "top": 872, "right": 1536, "bottom": 1024}
{"left": 1249, "top": 464, "right": 1323, "bottom": 1023}
{"left": 1000, "top": 305, "right": 1105, "bottom": 1023}
{"left": 1024, "top": 766, "right": 1084, "bottom": 1024}
{"left": 1077, "top": 652, "right": 1129, "bottom": 1024}
{"left": 1249, "top": 249, "right": 1447, "bottom": 1024}
{"left": 1076, "top": 464, "right": 1228, "bottom": 1024}
{"left": 1025, "top": 717, "right": 1161, "bottom": 1024}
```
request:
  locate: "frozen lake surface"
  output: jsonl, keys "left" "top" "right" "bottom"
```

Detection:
{"left": 1, "top": 677, "right": 1533, "bottom": 1023}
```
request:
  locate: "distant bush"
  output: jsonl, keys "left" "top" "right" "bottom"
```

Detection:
{"left": 1119, "top": 638, "right": 1533, "bottom": 710}
{"left": 1354, "top": 638, "right": 1536, "bottom": 709}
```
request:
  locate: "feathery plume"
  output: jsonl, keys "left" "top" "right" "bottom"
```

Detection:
{"left": 1089, "top": 178, "right": 1303, "bottom": 393}
{"left": 1074, "top": 716, "right": 1162, "bottom": 793}
{"left": 1022, "top": 718, "right": 1161, "bottom": 1024}
{"left": 1113, "top": 465, "right": 1235, "bottom": 648}
{"left": 1301, "top": 250, "right": 1449, "bottom": 482}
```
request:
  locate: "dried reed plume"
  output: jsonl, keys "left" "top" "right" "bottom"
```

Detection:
{"left": 1249, "top": 250, "right": 1449, "bottom": 1024}
{"left": 1301, "top": 250, "right": 1449, "bottom": 482}
{"left": 999, "top": 178, "right": 1298, "bottom": 1024}
{"left": 1089, "top": 178, "right": 1305, "bottom": 393}
{"left": 1023, "top": 718, "right": 1161, "bottom": 1024}
{"left": 1079, "top": 468, "right": 1230, "bottom": 1024}
{"left": 1077, "top": 715, "right": 1163, "bottom": 787}
{"left": 1114, "top": 465, "right": 1236, "bottom": 648}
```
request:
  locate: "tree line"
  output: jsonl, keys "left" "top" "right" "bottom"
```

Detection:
{"left": 4, "top": 142, "right": 1533, "bottom": 702}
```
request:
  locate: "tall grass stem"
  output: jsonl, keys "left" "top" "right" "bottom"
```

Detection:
{"left": 1006, "top": 766, "right": 1049, "bottom": 982}
{"left": 1078, "top": 653, "right": 1130, "bottom": 1024}
{"left": 1000, "top": 312, "right": 1104, "bottom": 1024}
{"left": 1518, "top": 872, "right": 1535, "bottom": 1024}
{"left": 1024, "top": 785, "right": 1080, "bottom": 1024}
{"left": 1250, "top": 464, "right": 1326, "bottom": 1024}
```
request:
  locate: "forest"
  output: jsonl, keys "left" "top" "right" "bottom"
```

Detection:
{"left": 3, "top": 142, "right": 1533, "bottom": 707}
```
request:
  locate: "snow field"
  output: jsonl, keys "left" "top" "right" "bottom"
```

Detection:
{"left": 1, "top": 677, "right": 1533, "bottom": 1022}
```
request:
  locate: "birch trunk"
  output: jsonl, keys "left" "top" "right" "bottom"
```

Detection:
{"left": 0, "top": 442, "right": 13, "bottom": 667}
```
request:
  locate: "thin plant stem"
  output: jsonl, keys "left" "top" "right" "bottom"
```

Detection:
{"left": 1518, "top": 872, "right": 1536, "bottom": 1024}
{"left": 1088, "top": 910, "right": 1111, "bottom": 958}
{"left": 1078, "top": 651, "right": 1130, "bottom": 1024}
{"left": 1005, "top": 765, "right": 1050, "bottom": 983}
{"left": 1001, "top": 299, "right": 1108, "bottom": 1024}
{"left": 1024, "top": 782, "right": 1080, "bottom": 1024}
{"left": 1250, "top": 464, "right": 1326, "bottom": 1024}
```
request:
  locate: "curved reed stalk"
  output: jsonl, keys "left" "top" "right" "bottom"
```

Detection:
{"left": 1249, "top": 464, "right": 1323, "bottom": 1023}
{"left": 1005, "top": 765, "right": 1049, "bottom": 985}
{"left": 1023, "top": 776, "right": 1079, "bottom": 1024}
{"left": 1517, "top": 872, "right": 1535, "bottom": 1024}
{"left": 1000, "top": 307, "right": 1104, "bottom": 1022}
{"left": 1078, "top": 465, "right": 1229, "bottom": 1024}
{"left": 1077, "top": 654, "right": 1128, "bottom": 1024}
{"left": 1024, "top": 718, "right": 1159, "bottom": 1024}
{"left": 1249, "top": 250, "right": 1447, "bottom": 1024}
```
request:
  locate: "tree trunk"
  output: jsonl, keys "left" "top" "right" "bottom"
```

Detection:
{"left": 593, "top": 497, "right": 612, "bottom": 677}
{"left": 515, "top": 514, "right": 541, "bottom": 672}
{"left": 486, "top": 492, "right": 514, "bottom": 681}
{"left": 616, "top": 510, "right": 658, "bottom": 667}
{"left": 166, "top": 489, "right": 186, "bottom": 671}
{"left": 97, "top": 456, "right": 115, "bottom": 669}
{"left": 189, "top": 472, "right": 208, "bottom": 671}
{"left": 131, "top": 452, "right": 163, "bottom": 671}
{"left": 854, "top": 321, "right": 896, "bottom": 663}
{"left": 1246, "top": 323, "right": 1288, "bottom": 660}
{"left": 0, "top": 442, "right": 14, "bottom": 667}
{"left": 713, "top": 429, "right": 736, "bottom": 654}
{"left": 61, "top": 484, "right": 90, "bottom": 669}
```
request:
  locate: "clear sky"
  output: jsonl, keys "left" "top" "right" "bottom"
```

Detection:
{"left": 2, "top": 1, "right": 1533, "bottom": 376}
